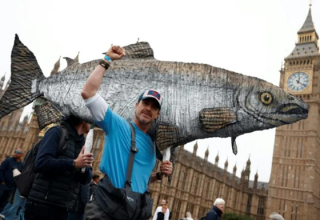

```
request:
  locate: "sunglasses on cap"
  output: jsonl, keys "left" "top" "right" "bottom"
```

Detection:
{"left": 15, "top": 150, "right": 22, "bottom": 154}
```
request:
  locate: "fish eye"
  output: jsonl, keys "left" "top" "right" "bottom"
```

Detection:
{"left": 260, "top": 92, "right": 273, "bottom": 105}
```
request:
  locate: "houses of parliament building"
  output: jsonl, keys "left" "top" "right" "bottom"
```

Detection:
{"left": 0, "top": 5, "right": 319, "bottom": 220}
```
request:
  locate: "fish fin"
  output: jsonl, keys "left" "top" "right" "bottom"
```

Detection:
{"left": 168, "top": 147, "right": 179, "bottom": 182}
{"left": 34, "top": 97, "right": 64, "bottom": 130}
{"left": 63, "top": 57, "right": 79, "bottom": 67}
{"left": 155, "top": 147, "right": 163, "bottom": 161}
{"left": 0, "top": 34, "right": 44, "bottom": 120}
{"left": 155, "top": 122, "right": 182, "bottom": 151}
{"left": 199, "top": 107, "right": 237, "bottom": 133}
{"left": 121, "top": 42, "right": 155, "bottom": 60}
{"left": 147, "top": 122, "right": 164, "bottom": 161}
{"left": 231, "top": 137, "right": 238, "bottom": 155}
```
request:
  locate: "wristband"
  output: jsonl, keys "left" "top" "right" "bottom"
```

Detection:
{"left": 99, "top": 60, "right": 110, "bottom": 69}
{"left": 104, "top": 55, "right": 112, "bottom": 62}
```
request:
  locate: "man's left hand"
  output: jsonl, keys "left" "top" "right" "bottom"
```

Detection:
{"left": 160, "top": 160, "right": 173, "bottom": 177}
{"left": 106, "top": 46, "right": 125, "bottom": 61}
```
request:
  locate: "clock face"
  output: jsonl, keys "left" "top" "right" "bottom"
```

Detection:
{"left": 287, "top": 72, "right": 309, "bottom": 92}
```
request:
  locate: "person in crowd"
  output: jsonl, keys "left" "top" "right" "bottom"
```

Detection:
{"left": 0, "top": 188, "right": 26, "bottom": 220}
{"left": 24, "top": 115, "right": 93, "bottom": 220}
{"left": 0, "top": 148, "right": 24, "bottom": 212}
{"left": 185, "top": 212, "right": 193, "bottom": 220}
{"left": 67, "top": 184, "right": 90, "bottom": 220}
{"left": 270, "top": 212, "right": 284, "bottom": 220}
{"left": 81, "top": 45, "right": 173, "bottom": 219}
{"left": 206, "top": 198, "right": 225, "bottom": 220}
{"left": 180, "top": 212, "right": 193, "bottom": 220}
{"left": 153, "top": 199, "right": 170, "bottom": 220}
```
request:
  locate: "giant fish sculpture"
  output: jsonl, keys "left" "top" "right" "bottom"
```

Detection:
{"left": 0, "top": 35, "right": 309, "bottom": 155}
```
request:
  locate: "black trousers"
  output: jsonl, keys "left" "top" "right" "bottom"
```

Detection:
{"left": 84, "top": 200, "right": 116, "bottom": 220}
{"left": 25, "top": 201, "right": 68, "bottom": 220}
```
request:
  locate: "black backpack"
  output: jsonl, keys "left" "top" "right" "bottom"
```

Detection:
{"left": 14, "top": 125, "right": 69, "bottom": 198}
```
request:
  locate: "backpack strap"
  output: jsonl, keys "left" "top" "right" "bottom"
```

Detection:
{"left": 42, "top": 125, "right": 69, "bottom": 155}
{"left": 125, "top": 122, "right": 138, "bottom": 191}
{"left": 57, "top": 125, "right": 69, "bottom": 154}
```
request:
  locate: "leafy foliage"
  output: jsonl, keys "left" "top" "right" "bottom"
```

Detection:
{"left": 222, "top": 212, "right": 255, "bottom": 220}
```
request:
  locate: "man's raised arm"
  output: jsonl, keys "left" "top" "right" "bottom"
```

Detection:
{"left": 81, "top": 46, "right": 125, "bottom": 100}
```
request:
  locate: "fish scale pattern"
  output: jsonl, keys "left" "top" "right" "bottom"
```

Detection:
{"left": 0, "top": 35, "right": 309, "bottom": 153}
{"left": 0, "top": 35, "right": 44, "bottom": 119}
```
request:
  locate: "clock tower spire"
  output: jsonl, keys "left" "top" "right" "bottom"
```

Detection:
{"left": 283, "top": 5, "right": 319, "bottom": 94}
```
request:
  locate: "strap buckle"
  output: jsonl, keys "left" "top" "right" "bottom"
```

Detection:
{"left": 125, "top": 180, "right": 132, "bottom": 188}
{"left": 131, "top": 145, "right": 138, "bottom": 153}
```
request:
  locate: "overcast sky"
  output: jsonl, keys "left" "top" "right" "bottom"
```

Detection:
{"left": 0, "top": 0, "right": 317, "bottom": 182}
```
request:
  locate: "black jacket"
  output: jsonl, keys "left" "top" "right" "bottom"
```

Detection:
{"left": 28, "top": 121, "right": 92, "bottom": 209}
{"left": 206, "top": 206, "right": 222, "bottom": 220}
{"left": 70, "top": 183, "right": 89, "bottom": 214}
{"left": 0, "top": 157, "right": 22, "bottom": 188}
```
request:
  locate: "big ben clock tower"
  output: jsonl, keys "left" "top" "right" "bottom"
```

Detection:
{"left": 267, "top": 5, "right": 320, "bottom": 220}
{"left": 283, "top": 4, "right": 319, "bottom": 96}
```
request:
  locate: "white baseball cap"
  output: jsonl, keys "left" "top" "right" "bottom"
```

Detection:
{"left": 138, "top": 89, "right": 162, "bottom": 110}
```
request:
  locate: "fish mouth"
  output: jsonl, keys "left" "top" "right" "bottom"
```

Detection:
{"left": 277, "top": 104, "right": 309, "bottom": 116}
{"left": 249, "top": 103, "right": 309, "bottom": 127}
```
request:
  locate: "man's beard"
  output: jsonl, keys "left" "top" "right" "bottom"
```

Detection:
{"left": 136, "top": 112, "right": 152, "bottom": 125}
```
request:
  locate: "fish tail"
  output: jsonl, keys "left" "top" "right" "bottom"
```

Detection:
{"left": 0, "top": 34, "right": 44, "bottom": 119}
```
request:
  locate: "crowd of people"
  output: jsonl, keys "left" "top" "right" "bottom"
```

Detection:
{"left": 0, "top": 45, "right": 285, "bottom": 220}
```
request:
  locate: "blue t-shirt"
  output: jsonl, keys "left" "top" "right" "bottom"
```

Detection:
{"left": 85, "top": 94, "right": 156, "bottom": 193}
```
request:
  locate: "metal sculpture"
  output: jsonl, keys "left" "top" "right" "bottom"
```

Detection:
{"left": 0, "top": 35, "right": 308, "bottom": 154}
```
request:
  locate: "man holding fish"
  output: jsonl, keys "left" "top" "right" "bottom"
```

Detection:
{"left": 81, "top": 45, "right": 173, "bottom": 220}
